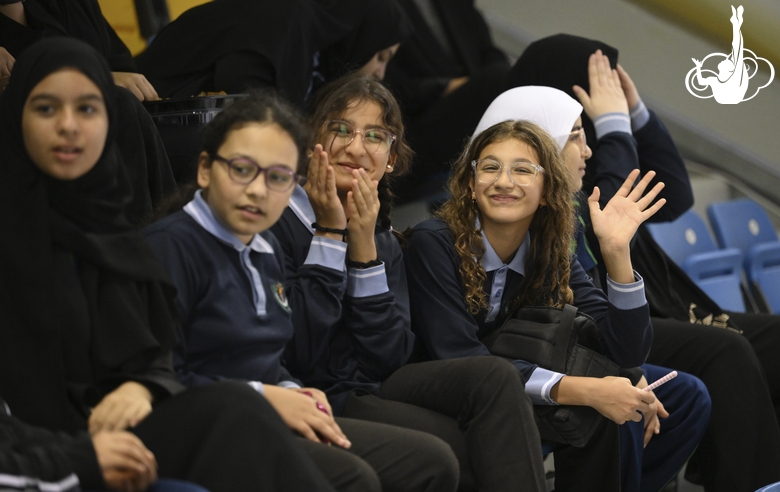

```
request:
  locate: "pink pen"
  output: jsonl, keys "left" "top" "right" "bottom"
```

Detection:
{"left": 643, "top": 371, "right": 678, "bottom": 392}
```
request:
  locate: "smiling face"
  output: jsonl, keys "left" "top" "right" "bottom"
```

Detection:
{"left": 320, "top": 99, "right": 394, "bottom": 193}
{"left": 22, "top": 68, "right": 108, "bottom": 180}
{"left": 358, "top": 43, "right": 400, "bottom": 80}
{"left": 561, "top": 116, "right": 592, "bottom": 191}
{"left": 197, "top": 122, "right": 299, "bottom": 244}
{"left": 471, "top": 137, "right": 546, "bottom": 235}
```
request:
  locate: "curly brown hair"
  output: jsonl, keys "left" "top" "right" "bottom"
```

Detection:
{"left": 306, "top": 73, "right": 413, "bottom": 230}
{"left": 436, "top": 120, "right": 576, "bottom": 314}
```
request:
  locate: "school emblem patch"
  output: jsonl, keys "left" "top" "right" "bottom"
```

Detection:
{"left": 272, "top": 282, "right": 291, "bottom": 312}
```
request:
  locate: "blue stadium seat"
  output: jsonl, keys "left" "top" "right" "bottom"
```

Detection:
{"left": 646, "top": 209, "right": 745, "bottom": 312}
{"left": 707, "top": 199, "right": 780, "bottom": 313}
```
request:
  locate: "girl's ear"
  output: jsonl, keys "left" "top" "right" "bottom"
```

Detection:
{"left": 385, "top": 153, "right": 397, "bottom": 173}
{"left": 196, "top": 151, "right": 212, "bottom": 189}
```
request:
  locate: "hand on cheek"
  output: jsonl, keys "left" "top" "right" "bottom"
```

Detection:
{"left": 305, "top": 144, "right": 347, "bottom": 233}
{"left": 346, "top": 169, "right": 379, "bottom": 262}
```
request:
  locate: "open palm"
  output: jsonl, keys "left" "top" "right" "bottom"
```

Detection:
{"left": 588, "top": 169, "right": 666, "bottom": 252}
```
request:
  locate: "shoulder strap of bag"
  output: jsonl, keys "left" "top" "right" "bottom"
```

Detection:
{"left": 551, "top": 304, "right": 578, "bottom": 371}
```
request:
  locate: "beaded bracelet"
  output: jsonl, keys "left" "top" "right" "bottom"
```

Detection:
{"left": 346, "top": 258, "right": 382, "bottom": 269}
{"left": 312, "top": 222, "right": 349, "bottom": 237}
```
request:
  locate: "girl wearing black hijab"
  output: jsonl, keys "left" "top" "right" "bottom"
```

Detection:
{"left": 0, "top": 37, "right": 336, "bottom": 492}
{"left": 135, "top": 0, "right": 412, "bottom": 106}
{"left": 507, "top": 33, "right": 780, "bottom": 492}
{"left": 0, "top": 0, "right": 176, "bottom": 226}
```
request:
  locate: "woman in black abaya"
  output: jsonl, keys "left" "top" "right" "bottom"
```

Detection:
{"left": 0, "top": 0, "right": 176, "bottom": 225}
{"left": 135, "top": 0, "right": 412, "bottom": 106}
{"left": 0, "top": 37, "right": 334, "bottom": 492}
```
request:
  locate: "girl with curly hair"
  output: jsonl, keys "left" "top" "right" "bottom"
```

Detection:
{"left": 270, "top": 72, "right": 554, "bottom": 492}
{"left": 404, "top": 110, "right": 666, "bottom": 491}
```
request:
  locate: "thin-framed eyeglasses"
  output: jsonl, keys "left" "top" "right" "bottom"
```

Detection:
{"left": 569, "top": 127, "right": 587, "bottom": 151}
{"left": 326, "top": 120, "right": 396, "bottom": 155}
{"left": 471, "top": 158, "right": 545, "bottom": 186}
{"left": 213, "top": 155, "right": 300, "bottom": 192}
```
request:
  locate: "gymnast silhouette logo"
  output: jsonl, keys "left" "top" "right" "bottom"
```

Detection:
{"left": 685, "top": 5, "right": 774, "bottom": 104}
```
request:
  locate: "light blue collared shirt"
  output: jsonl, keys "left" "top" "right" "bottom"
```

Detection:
{"left": 479, "top": 229, "right": 646, "bottom": 405}
{"left": 289, "top": 185, "right": 389, "bottom": 297}
{"left": 184, "top": 190, "right": 300, "bottom": 392}
{"left": 184, "top": 190, "right": 275, "bottom": 317}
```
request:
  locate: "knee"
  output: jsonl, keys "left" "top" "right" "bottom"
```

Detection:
{"left": 337, "top": 456, "right": 382, "bottom": 492}
{"left": 405, "top": 433, "right": 460, "bottom": 492}
{"left": 684, "top": 374, "right": 712, "bottom": 421}
{"left": 470, "top": 356, "right": 523, "bottom": 387}
{"left": 467, "top": 356, "right": 528, "bottom": 401}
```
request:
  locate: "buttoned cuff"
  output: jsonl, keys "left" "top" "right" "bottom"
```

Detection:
{"left": 247, "top": 381, "right": 265, "bottom": 395}
{"left": 526, "top": 368, "right": 565, "bottom": 405}
{"left": 304, "top": 236, "right": 347, "bottom": 272}
{"left": 606, "top": 272, "right": 646, "bottom": 310}
{"left": 346, "top": 263, "right": 389, "bottom": 297}
{"left": 278, "top": 380, "right": 302, "bottom": 389}
{"left": 594, "top": 112, "right": 632, "bottom": 140}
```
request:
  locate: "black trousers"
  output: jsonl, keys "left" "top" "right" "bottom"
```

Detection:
{"left": 299, "top": 417, "right": 459, "bottom": 492}
{"left": 342, "top": 356, "right": 548, "bottom": 492}
{"left": 133, "top": 382, "right": 334, "bottom": 492}
{"left": 649, "top": 315, "right": 780, "bottom": 492}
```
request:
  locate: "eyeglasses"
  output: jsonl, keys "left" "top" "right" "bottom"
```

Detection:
{"left": 471, "top": 158, "right": 545, "bottom": 186}
{"left": 213, "top": 155, "right": 299, "bottom": 192}
{"left": 326, "top": 120, "right": 396, "bottom": 155}
{"left": 569, "top": 127, "right": 587, "bottom": 151}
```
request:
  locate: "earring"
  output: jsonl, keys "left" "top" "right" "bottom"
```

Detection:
{"left": 471, "top": 192, "right": 477, "bottom": 202}
{"left": 386, "top": 165, "right": 394, "bottom": 171}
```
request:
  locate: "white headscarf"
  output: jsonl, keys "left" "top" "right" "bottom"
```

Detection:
{"left": 471, "top": 86, "right": 583, "bottom": 151}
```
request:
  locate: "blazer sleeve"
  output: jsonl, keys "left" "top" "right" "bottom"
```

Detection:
{"left": 339, "top": 232, "right": 415, "bottom": 381}
{"left": 569, "top": 258, "right": 653, "bottom": 368}
{"left": 0, "top": 411, "right": 102, "bottom": 491}
{"left": 271, "top": 211, "right": 348, "bottom": 376}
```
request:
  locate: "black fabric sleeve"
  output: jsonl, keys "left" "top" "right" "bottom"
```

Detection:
{"left": 339, "top": 232, "right": 415, "bottom": 381}
{"left": 568, "top": 259, "right": 653, "bottom": 368}
{"left": 0, "top": 411, "right": 102, "bottom": 491}
{"left": 585, "top": 131, "right": 640, "bottom": 209}
{"left": 271, "top": 211, "right": 348, "bottom": 377}
{"left": 633, "top": 111, "right": 694, "bottom": 222}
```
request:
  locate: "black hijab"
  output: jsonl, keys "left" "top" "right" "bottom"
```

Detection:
{"left": 135, "top": 0, "right": 411, "bottom": 105}
{"left": 505, "top": 34, "right": 618, "bottom": 149}
{"left": 0, "top": 38, "right": 179, "bottom": 432}
{"left": 318, "top": 0, "right": 413, "bottom": 82}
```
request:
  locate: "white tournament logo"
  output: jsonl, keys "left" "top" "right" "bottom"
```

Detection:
{"left": 684, "top": 5, "right": 774, "bottom": 104}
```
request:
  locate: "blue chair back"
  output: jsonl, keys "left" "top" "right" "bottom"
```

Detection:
{"left": 646, "top": 210, "right": 746, "bottom": 312}
{"left": 645, "top": 209, "right": 719, "bottom": 266}
{"left": 707, "top": 198, "right": 779, "bottom": 252}
{"left": 708, "top": 199, "right": 780, "bottom": 312}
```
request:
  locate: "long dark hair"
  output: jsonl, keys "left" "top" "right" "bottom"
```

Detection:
{"left": 307, "top": 72, "right": 413, "bottom": 230}
{"left": 437, "top": 120, "right": 576, "bottom": 314}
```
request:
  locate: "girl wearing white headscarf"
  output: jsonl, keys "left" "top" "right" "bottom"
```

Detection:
{"left": 404, "top": 84, "right": 669, "bottom": 491}
{"left": 473, "top": 85, "right": 711, "bottom": 492}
